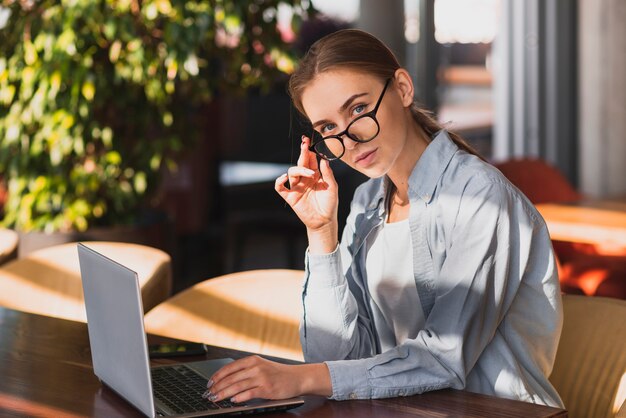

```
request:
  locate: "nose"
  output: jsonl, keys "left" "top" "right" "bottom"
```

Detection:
{"left": 342, "top": 134, "right": 359, "bottom": 150}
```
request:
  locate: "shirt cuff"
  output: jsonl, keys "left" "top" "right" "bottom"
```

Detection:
{"left": 305, "top": 245, "right": 345, "bottom": 288}
{"left": 325, "top": 359, "right": 371, "bottom": 400}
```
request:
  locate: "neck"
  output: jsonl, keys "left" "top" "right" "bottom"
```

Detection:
{"left": 387, "top": 121, "right": 431, "bottom": 202}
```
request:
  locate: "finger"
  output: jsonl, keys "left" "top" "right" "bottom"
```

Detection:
{"left": 230, "top": 388, "right": 263, "bottom": 404}
{"left": 319, "top": 158, "right": 337, "bottom": 189}
{"left": 211, "top": 377, "right": 258, "bottom": 402}
{"left": 303, "top": 136, "right": 319, "bottom": 171}
{"left": 287, "top": 166, "right": 315, "bottom": 189}
{"left": 274, "top": 173, "right": 290, "bottom": 197}
{"left": 210, "top": 366, "right": 256, "bottom": 397}
{"left": 210, "top": 356, "right": 257, "bottom": 386}
{"left": 287, "top": 166, "right": 315, "bottom": 178}
{"left": 296, "top": 136, "right": 311, "bottom": 168}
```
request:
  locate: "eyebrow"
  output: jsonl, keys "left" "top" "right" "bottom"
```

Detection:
{"left": 311, "top": 92, "right": 369, "bottom": 129}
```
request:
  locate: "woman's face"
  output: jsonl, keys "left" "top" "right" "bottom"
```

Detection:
{"left": 301, "top": 69, "right": 412, "bottom": 179}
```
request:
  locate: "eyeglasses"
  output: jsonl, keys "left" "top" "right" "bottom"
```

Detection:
{"left": 308, "top": 78, "right": 392, "bottom": 161}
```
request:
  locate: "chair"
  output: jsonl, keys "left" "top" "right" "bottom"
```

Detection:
{"left": 218, "top": 162, "right": 307, "bottom": 272}
{"left": 494, "top": 158, "right": 626, "bottom": 298}
{"left": 549, "top": 294, "right": 626, "bottom": 418}
{"left": 494, "top": 158, "right": 582, "bottom": 204}
{"left": 0, "top": 241, "right": 172, "bottom": 322}
{"left": 0, "top": 228, "right": 18, "bottom": 265}
{"left": 144, "top": 269, "right": 304, "bottom": 361}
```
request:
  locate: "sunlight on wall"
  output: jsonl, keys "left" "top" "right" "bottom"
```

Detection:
{"left": 615, "top": 372, "right": 626, "bottom": 415}
{"left": 311, "top": 0, "right": 360, "bottom": 22}
{"left": 435, "top": 0, "right": 498, "bottom": 44}
{"left": 0, "top": 7, "right": 9, "bottom": 29}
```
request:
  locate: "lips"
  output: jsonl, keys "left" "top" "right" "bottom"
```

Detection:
{"left": 354, "top": 148, "right": 377, "bottom": 165}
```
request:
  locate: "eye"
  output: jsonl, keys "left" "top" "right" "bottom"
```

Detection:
{"left": 352, "top": 104, "right": 367, "bottom": 116}
{"left": 320, "top": 123, "right": 336, "bottom": 134}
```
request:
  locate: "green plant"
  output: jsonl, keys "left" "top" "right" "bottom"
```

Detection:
{"left": 0, "top": 0, "right": 314, "bottom": 232}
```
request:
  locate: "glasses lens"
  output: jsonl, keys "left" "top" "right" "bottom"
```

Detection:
{"left": 314, "top": 137, "right": 344, "bottom": 160}
{"left": 347, "top": 116, "right": 379, "bottom": 142}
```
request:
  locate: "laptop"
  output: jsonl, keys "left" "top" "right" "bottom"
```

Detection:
{"left": 77, "top": 243, "right": 305, "bottom": 417}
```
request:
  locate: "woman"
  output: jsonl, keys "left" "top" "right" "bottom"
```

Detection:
{"left": 205, "top": 29, "right": 564, "bottom": 407}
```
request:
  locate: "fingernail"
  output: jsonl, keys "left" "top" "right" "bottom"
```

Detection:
{"left": 230, "top": 397, "right": 237, "bottom": 404}
{"left": 206, "top": 379, "right": 214, "bottom": 389}
{"left": 304, "top": 168, "right": 315, "bottom": 175}
{"left": 202, "top": 390, "right": 211, "bottom": 398}
{"left": 208, "top": 394, "right": 218, "bottom": 402}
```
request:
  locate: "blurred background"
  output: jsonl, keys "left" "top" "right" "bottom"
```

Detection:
{"left": 1, "top": 0, "right": 624, "bottom": 294}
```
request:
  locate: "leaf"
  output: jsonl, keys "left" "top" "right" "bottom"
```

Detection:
{"left": 105, "top": 151, "right": 122, "bottom": 165}
{"left": 81, "top": 80, "right": 96, "bottom": 101}
{"left": 24, "top": 41, "right": 38, "bottom": 65}
{"left": 127, "top": 39, "right": 141, "bottom": 52}
{"left": 183, "top": 53, "right": 199, "bottom": 76}
{"left": 101, "top": 127, "right": 113, "bottom": 148}
{"left": 162, "top": 112, "right": 173, "bottom": 126}
{"left": 134, "top": 171, "right": 147, "bottom": 194}
{"left": 0, "top": 85, "right": 15, "bottom": 105}
{"left": 145, "top": 3, "right": 158, "bottom": 20}
{"left": 156, "top": 0, "right": 172, "bottom": 15}
{"left": 166, "top": 58, "right": 178, "bottom": 80}
{"left": 109, "top": 40, "right": 122, "bottom": 62}
{"left": 150, "top": 154, "right": 162, "bottom": 171}
{"left": 50, "top": 146, "right": 63, "bottom": 166}
{"left": 61, "top": 114, "right": 75, "bottom": 130}
{"left": 103, "top": 21, "right": 116, "bottom": 39}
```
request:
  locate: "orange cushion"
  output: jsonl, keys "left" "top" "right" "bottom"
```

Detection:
{"left": 560, "top": 256, "right": 626, "bottom": 299}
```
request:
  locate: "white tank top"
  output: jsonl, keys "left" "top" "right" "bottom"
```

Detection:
{"left": 365, "top": 218, "right": 425, "bottom": 352}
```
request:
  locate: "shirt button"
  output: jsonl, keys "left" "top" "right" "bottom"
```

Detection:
{"left": 349, "top": 392, "right": 358, "bottom": 400}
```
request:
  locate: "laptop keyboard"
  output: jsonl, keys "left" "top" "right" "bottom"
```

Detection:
{"left": 152, "top": 365, "right": 244, "bottom": 415}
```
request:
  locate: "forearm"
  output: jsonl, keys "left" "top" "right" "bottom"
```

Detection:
{"left": 301, "top": 247, "right": 361, "bottom": 359}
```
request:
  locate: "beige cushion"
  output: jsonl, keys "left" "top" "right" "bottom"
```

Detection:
{"left": 144, "top": 269, "right": 304, "bottom": 361}
{"left": 0, "top": 241, "right": 172, "bottom": 322}
{"left": 550, "top": 294, "right": 626, "bottom": 418}
{"left": 0, "top": 228, "right": 18, "bottom": 265}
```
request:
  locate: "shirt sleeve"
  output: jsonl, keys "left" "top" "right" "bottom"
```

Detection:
{"left": 299, "top": 202, "right": 379, "bottom": 364}
{"left": 324, "top": 180, "right": 558, "bottom": 400}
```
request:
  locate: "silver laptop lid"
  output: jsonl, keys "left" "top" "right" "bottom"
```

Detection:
{"left": 78, "top": 243, "right": 156, "bottom": 418}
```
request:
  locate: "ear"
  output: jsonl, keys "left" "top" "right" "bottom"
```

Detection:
{"left": 393, "top": 68, "right": 415, "bottom": 108}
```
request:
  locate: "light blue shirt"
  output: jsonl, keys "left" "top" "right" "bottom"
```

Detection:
{"left": 301, "top": 130, "right": 564, "bottom": 407}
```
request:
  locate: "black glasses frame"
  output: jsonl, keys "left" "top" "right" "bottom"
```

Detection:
{"left": 308, "top": 78, "right": 392, "bottom": 161}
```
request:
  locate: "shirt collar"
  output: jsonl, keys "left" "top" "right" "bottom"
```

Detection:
{"left": 408, "top": 130, "right": 458, "bottom": 204}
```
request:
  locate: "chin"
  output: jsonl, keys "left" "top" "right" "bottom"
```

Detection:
{"left": 352, "top": 165, "right": 388, "bottom": 179}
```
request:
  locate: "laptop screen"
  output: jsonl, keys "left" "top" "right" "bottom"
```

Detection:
{"left": 78, "top": 243, "right": 156, "bottom": 417}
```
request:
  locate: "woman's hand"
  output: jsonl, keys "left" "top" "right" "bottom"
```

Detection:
{"left": 204, "top": 355, "right": 332, "bottom": 403}
{"left": 275, "top": 136, "right": 339, "bottom": 253}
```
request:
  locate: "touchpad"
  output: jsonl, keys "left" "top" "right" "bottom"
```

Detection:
{"left": 186, "top": 358, "right": 234, "bottom": 378}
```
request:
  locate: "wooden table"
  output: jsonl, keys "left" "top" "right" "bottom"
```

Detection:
{"left": 0, "top": 307, "right": 568, "bottom": 418}
{"left": 535, "top": 197, "right": 626, "bottom": 253}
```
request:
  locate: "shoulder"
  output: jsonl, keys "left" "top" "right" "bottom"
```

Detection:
{"left": 436, "top": 151, "right": 541, "bottom": 223}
